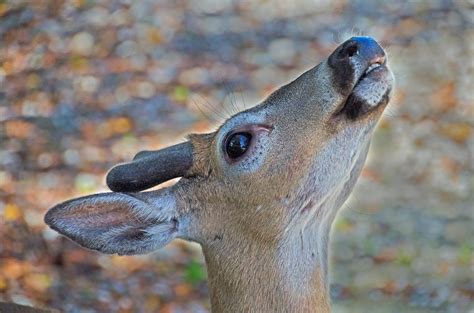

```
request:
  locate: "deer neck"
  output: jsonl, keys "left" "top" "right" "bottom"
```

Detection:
{"left": 199, "top": 146, "right": 369, "bottom": 312}
{"left": 202, "top": 221, "right": 332, "bottom": 313}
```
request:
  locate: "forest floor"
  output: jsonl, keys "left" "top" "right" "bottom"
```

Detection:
{"left": 0, "top": 1, "right": 472, "bottom": 312}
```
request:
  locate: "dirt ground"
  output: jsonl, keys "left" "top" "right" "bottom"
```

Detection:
{"left": 0, "top": 1, "right": 472, "bottom": 312}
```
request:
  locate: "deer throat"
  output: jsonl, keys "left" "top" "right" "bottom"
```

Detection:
{"left": 202, "top": 222, "right": 332, "bottom": 313}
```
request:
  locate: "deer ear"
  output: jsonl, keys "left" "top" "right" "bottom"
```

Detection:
{"left": 44, "top": 189, "right": 182, "bottom": 255}
{"left": 106, "top": 142, "right": 194, "bottom": 193}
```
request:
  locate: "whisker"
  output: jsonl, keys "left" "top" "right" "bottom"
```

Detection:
{"left": 194, "top": 93, "right": 228, "bottom": 122}
{"left": 383, "top": 105, "right": 402, "bottom": 119}
{"left": 221, "top": 87, "right": 235, "bottom": 118}
{"left": 239, "top": 90, "right": 249, "bottom": 111}
{"left": 333, "top": 30, "right": 341, "bottom": 44}
{"left": 190, "top": 96, "right": 218, "bottom": 123}
{"left": 228, "top": 90, "right": 240, "bottom": 115}
{"left": 344, "top": 200, "right": 374, "bottom": 218}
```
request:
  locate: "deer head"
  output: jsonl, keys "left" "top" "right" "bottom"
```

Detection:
{"left": 45, "top": 37, "right": 393, "bottom": 312}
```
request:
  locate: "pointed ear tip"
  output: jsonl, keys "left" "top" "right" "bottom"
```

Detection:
{"left": 44, "top": 205, "right": 61, "bottom": 227}
{"left": 43, "top": 211, "right": 52, "bottom": 226}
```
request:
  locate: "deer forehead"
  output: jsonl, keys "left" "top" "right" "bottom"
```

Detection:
{"left": 198, "top": 67, "right": 348, "bottom": 177}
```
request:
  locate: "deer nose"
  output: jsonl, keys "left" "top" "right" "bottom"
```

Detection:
{"left": 327, "top": 36, "right": 386, "bottom": 94}
{"left": 330, "top": 36, "right": 386, "bottom": 67}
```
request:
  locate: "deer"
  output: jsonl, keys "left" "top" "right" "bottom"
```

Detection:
{"left": 42, "top": 36, "right": 394, "bottom": 313}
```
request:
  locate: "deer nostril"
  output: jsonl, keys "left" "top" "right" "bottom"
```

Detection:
{"left": 346, "top": 44, "right": 359, "bottom": 57}
{"left": 338, "top": 41, "right": 359, "bottom": 59}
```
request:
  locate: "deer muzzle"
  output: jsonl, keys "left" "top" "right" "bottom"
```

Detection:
{"left": 328, "top": 36, "right": 394, "bottom": 120}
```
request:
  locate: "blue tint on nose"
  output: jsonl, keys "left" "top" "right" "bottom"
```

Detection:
{"left": 327, "top": 36, "right": 387, "bottom": 93}
{"left": 348, "top": 36, "right": 385, "bottom": 64}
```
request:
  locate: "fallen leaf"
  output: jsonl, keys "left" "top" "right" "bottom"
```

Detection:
{"left": 0, "top": 276, "right": 7, "bottom": 291}
{"left": 24, "top": 273, "right": 52, "bottom": 292}
{"left": 430, "top": 81, "right": 457, "bottom": 111}
{"left": 4, "top": 120, "right": 35, "bottom": 139}
{"left": 380, "top": 280, "right": 398, "bottom": 295}
{"left": 439, "top": 122, "right": 471, "bottom": 144}
{"left": 3, "top": 203, "right": 22, "bottom": 221}
{"left": 174, "top": 283, "right": 192, "bottom": 297}
{"left": 373, "top": 248, "right": 397, "bottom": 264}
{"left": 2, "top": 259, "right": 29, "bottom": 279}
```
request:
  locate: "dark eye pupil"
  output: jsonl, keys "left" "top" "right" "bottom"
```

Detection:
{"left": 226, "top": 132, "right": 252, "bottom": 159}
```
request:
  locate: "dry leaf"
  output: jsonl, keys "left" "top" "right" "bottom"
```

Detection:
{"left": 3, "top": 203, "right": 22, "bottom": 221}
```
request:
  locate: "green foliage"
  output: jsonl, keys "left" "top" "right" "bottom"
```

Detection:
{"left": 458, "top": 242, "right": 472, "bottom": 265}
{"left": 363, "top": 238, "right": 376, "bottom": 256}
{"left": 396, "top": 250, "right": 413, "bottom": 267}
{"left": 184, "top": 260, "right": 206, "bottom": 285}
{"left": 173, "top": 86, "right": 189, "bottom": 102}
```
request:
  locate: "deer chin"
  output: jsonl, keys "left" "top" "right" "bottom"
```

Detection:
{"left": 335, "top": 64, "right": 393, "bottom": 120}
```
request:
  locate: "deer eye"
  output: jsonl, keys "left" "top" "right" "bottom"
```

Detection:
{"left": 225, "top": 132, "right": 252, "bottom": 159}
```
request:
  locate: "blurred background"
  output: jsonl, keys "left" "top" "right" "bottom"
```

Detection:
{"left": 0, "top": 0, "right": 472, "bottom": 312}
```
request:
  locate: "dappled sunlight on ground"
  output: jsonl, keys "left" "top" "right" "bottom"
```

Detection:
{"left": 0, "top": 1, "right": 472, "bottom": 312}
